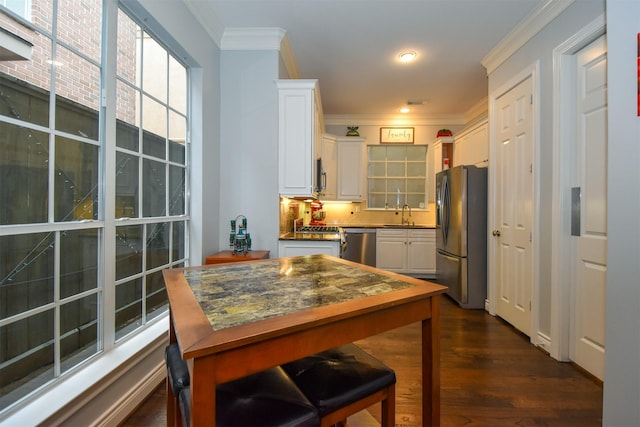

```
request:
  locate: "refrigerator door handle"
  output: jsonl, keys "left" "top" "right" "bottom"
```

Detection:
{"left": 442, "top": 174, "right": 450, "bottom": 246}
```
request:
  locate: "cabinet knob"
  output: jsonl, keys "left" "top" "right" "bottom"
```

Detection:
{"left": 492, "top": 230, "right": 501, "bottom": 237}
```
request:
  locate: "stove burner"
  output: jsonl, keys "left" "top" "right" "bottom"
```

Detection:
{"left": 297, "top": 226, "right": 340, "bottom": 233}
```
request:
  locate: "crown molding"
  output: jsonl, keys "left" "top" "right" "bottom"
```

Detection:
{"left": 220, "top": 27, "right": 286, "bottom": 50}
{"left": 324, "top": 114, "right": 466, "bottom": 127}
{"left": 464, "top": 96, "right": 488, "bottom": 123}
{"left": 278, "top": 31, "right": 299, "bottom": 79}
{"left": 482, "top": 0, "right": 575, "bottom": 75}
{"left": 219, "top": 27, "right": 298, "bottom": 78}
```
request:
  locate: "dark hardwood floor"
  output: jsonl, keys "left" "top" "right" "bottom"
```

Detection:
{"left": 122, "top": 295, "right": 603, "bottom": 427}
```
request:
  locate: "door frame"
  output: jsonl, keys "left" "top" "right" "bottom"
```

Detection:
{"left": 487, "top": 61, "right": 540, "bottom": 340}
{"left": 549, "top": 15, "right": 606, "bottom": 362}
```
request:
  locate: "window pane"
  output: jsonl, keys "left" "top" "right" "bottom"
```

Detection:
{"left": 115, "top": 278, "right": 142, "bottom": 340}
{"left": 172, "top": 221, "right": 185, "bottom": 262}
{"left": 0, "top": 71, "right": 50, "bottom": 128}
{"left": 116, "top": 79, "right": 139, "bottom": 129}
{"left": 407, "top": 178, "right": 425, "bottom": 193}
{"left": 168, "top": 56, "right": 186, "bottom": 114}
{"left": 406, "top": 146, "right": 424, "bottom": 158}
{"left": 169, "top": 165, "right": 185, "bottom": 216}
{"left": 142, "top": 158, "right": 166, "bottom": 217}
{"left": 0, "top": 122, "right": 49, "bottom": 225}
{"left": 407, "top": 162, "right": 425, "bottom": 176}
{"left": 368, "top": 146, "right": 386, "bottom": 161}
{"left": 141, "top": 33, "right": 167, "bottom": 104}
{"left": 60, "top": 229, "right": 99, "bottom": 298}
{"left": 116, "top": 9, "right": 139, "bottom": 85}
{"left": 368, "top": 178, "right": 386, "bottom": 193}
{"left": 0, "top": 309, "right": 54, "bottom": 409}
{"left": 368, "top": 163, "right": 385, "bottom": 177}
{"left": 116, "top": 225, "right": 143, "bottom": 280}
{"left": 56, "top": 0, "right": 102, "bottom": 63}
{"left": 146, "top": 222, "right": 169, "bottom": 270}
{"left": 142, "top": 95, "right": 167, "bottom": 154}
{"left": 116, "top": 151, "right": 139, "bottom": 218}
{"left": 168, "top": 112, "right": 185, "bottom": 163}
{"left": 143, "top": 127, "right": 165, "bottom": 160}
{"left": 116, "top": 107, "right": 140, "bottom": 151}
{"left": 386, "top": 146, "right": 405, "bottom": 161}
{"left": 146, "top": 270, "right": 167, "bottom": 319}
{"left": 54, "top": 136, "right": 99, "bottom": 222}
{"left": 368, "top": 194, "right": 386, "bottom": 209}
{"left": 169, "top": 138, "right": 185, "bottom": 165}
{"left": 387, "top": 163, "right": 405, "bottom": 177}
{"left": 60, "top": 294, "right": 98, "bottom": 373}
{"left": 0, "top": 233, "right": 54, "bottom": 320}
{"left": 388, "top": 179, "right": 405, "bottom": 193}
{"left": 54, "top": 45, "right": 100, "bottom": 139}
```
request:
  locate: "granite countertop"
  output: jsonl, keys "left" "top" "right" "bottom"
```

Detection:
{"left": 183, "top": 255, "right": 417, "bottom": 331}
{"left": 279, "top": 231, "right": 342, "bottom": 241}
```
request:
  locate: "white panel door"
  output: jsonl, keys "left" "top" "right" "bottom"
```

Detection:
{"left": 494, "top": 76, "right": 533, "bottom": 335}
{"left": 571, "top": 35, "right": 607, "bottom": 380}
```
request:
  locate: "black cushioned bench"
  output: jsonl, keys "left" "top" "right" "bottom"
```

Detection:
{"left": 165, "top": 343, "right": 318, "bottom": 426}
{"left": 165, "top": 342, "right": 396, "bottom": 427}
{"left": 282, "top": 344, "right": 396, "bottom": 427}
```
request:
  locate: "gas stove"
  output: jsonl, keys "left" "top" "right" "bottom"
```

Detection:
{"left": 295, "top": 225, "right": 341, "bottom": 233}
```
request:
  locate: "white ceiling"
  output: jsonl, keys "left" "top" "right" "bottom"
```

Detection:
{"left": 186, "top": 0, "right": 544, "bottom": 119}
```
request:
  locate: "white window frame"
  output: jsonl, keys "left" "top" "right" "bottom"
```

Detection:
{"left": 0, "top": 0, "right": 191, "bottom": 419}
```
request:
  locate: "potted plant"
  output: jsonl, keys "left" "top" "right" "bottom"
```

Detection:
{"left": 346, "top": 126, "right": 360, "bottom": 136}
{"left": 437, "top": 128, "right": 452, "bottom": 137}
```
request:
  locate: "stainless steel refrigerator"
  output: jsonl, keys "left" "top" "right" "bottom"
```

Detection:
{"left": 436, "top": 165, "right": 487, "bottom": 309}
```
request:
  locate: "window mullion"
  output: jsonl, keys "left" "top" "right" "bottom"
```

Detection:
{"left": 100, "top": 0, "right": 119, "bottom": 351}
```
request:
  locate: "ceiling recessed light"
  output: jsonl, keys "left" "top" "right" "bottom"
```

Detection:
{"left": 400, "top": 107, "right": 411, "bottom": 113}
{"left": 399, "top": 51, "right": 416, "bottom": 62}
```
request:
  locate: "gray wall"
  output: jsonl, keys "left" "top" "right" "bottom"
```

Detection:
{"left": 219, "top": 50, "right": 281, "bottom": 256}
{"left": 603, "top": 1, "right": 640, "bottom": 424}
{"left": 487, "top": 0, "right": 605, "bottom": 340}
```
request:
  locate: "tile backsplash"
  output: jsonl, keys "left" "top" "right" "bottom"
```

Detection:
{"left": 279, "top": 198, "right": 436, "bottom": 234}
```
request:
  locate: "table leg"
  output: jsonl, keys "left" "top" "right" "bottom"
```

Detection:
{"left": 422, "top": 294, "right": 441, "bottom": 426}
{"left": 191, "top": 357, "right": 217, "bottom": 425}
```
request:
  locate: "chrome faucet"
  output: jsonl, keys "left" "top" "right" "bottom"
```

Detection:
{"left": 401, "top": 203, "right": 412, "bottom": 225}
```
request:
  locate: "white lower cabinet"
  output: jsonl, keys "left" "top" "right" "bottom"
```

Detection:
{"left": 278, "top": 240, "right": 340, "bottom": 258}
{"left": 376, "top": 228, "right": 435, "bottom": 277}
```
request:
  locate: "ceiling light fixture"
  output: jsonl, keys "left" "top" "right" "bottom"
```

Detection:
{"left": 399, "top": 51, "right": 416, "bottom": 62}
{"left": 400, "top": 107, "right": 411, "bottom": 114}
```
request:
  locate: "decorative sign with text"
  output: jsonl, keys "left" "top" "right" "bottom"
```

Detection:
{"left": 379, "top": 127, "right": 414, "bottom": 143}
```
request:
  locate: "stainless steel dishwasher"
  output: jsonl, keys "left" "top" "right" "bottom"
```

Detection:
{"left": 342, "top": 228, "right": 376, "bottom": 267}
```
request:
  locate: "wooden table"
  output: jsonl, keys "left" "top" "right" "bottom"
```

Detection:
{"left": 205, "top": 249, "right": 270, "bottom": 264}
{"left": 163, "top": 254, "right": 447, "bottom": 426}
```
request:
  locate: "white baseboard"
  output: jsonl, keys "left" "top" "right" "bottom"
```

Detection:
{"left": 95, "top": 361, "right": 166, "bottom": 426}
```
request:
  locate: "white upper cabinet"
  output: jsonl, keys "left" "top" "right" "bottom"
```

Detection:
{"left": 337, "top": 137, "right": 364, "bottom": 201}
{"left": 277, "top": 79, "right": 323, "bottom": 197}
{"left": 453, "top": 119, "right": 488, "bottom": 168}
{"left": 319, "top": 134, "right": 364, "bottom": 201}
{"left": 320, "top": 134, "right": 338, "bottom": 200}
